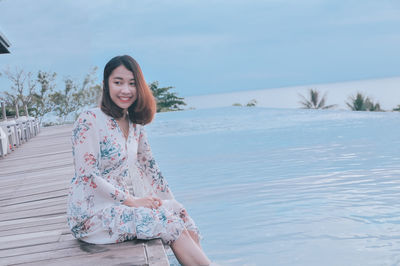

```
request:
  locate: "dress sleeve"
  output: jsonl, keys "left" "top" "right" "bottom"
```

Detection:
{"left": 137, "top": 125, "right": 174, "bottom": 200}
{"left": 71, "top": 111, "right": 129, "bottom": 204}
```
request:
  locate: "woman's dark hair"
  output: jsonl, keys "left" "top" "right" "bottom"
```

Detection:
{"left": 100, "top": 55, "right": 156, "bottom": 125}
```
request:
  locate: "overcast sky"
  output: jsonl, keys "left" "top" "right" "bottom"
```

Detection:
{"left": 1, "top": 0, "right": 400, "bottom": 97}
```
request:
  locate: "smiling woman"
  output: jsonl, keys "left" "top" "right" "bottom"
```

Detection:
{"left": 67, "top": 55, "right": 211, "bottom": 265}
{"left": 108, "top": 65, "right": 138, "bottom": 109}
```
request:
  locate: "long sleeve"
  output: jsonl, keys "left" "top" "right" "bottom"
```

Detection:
{"left": 71, "top": 111, "right": 128, "bottom": 204}
{"left": 137, "top": 125, "right": 174, "bottom": 200}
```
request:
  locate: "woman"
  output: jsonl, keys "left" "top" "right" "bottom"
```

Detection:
{"left": 67, "top": 55, "right": 210, "bottom": 265}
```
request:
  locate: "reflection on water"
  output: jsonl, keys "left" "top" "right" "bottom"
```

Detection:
{"left": 148, "top": 107, "right": 400, "bottom": 265}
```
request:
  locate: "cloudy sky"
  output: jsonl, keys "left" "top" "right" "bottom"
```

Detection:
{"left": 0, "top": 0, "right": 399, "bottom": 97}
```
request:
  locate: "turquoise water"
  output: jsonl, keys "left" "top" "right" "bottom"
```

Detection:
{"left": 147, "top": 107, "right": 400, "bottom": 265}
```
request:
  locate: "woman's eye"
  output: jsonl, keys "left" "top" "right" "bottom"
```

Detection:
{"left": 114, "top": 81, "right": 121, "bottom": 85}
{"left": 130, "top": 83, "right": 136, "bottom": 86}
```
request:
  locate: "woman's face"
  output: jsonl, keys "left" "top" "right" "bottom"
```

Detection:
{"left": 108, "top": 65, "right": 137, "bottom": 111}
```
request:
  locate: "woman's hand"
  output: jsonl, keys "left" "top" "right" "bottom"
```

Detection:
{"left": 123, "top": 195, "right": 162, "bottom": 209}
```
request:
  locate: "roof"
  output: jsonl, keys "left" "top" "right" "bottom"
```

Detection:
{"left": 0, "top": 32, "right": 10, "bottom": 54}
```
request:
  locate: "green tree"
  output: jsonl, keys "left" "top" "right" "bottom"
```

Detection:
{"left": 299, "top": 89, "right": 336, "bottom": 109}
{"left": 149, "top": 81, "right": 186, "bottom": 112}
{"left": 346, "top": 92, "right": 382, "bottom": 111}
{"left": 393, "top": 105, "right": 400, "bottom": 111}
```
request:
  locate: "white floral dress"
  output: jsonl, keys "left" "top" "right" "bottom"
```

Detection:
{"left": 67, "top": 108, "right": 199, "bottom": 244}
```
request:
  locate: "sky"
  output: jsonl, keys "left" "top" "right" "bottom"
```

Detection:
{"left": 0, "top": 0, "right": 400, "bottom": 97}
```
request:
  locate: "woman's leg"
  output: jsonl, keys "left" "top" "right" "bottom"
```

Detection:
{"left": 170, "top": 229, "right": 210, "bottom": 266}
{"left": 178, "top": 208, "right": 202, "bottom": 248}
{"left": 188, "top": 229, "right": 201, "bottom": 247}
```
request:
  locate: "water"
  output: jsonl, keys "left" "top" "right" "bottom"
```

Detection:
{"left": 146, "top": 107, "right": 400, "bottom": 265}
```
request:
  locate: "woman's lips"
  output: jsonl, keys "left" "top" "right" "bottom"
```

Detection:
{"left": 119, "top": 96, "right": 132, "bottom": 103}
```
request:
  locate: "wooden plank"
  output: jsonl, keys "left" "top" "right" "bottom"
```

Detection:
{"left": 0, "top": 229, "right": 63, "bottom": 243}
{"left": 0, "top": 197, "right": 66, "bottom": 214}
{"left": 0, "top": 167, "right": 72, "bottom": 187}
{"left": 0, "top": 215, "right": 65, "bottom": 229}
{"left": 145, "top": 239, "right": 170, "bottom": 266}
{"left": 8, "top": 243, "right": 147, "bottom": 266}
{"left": 0, "top": 239, "right": 78, "bottom": 259}
{"left": 0, "top": 230, "right": 62, "bottom": 250}
{"left": 0, "top": 189, "right": 68, "bottom": 207}
{"left": 0, "top": 204, "right": 66, "bottom": 222}
{"left": 0, "top": 183, "right": 69, "bottom": 201}
{"left": 0, "top": 239, "right": 147, "bottom": 259}
{"left": 0, "top": 221, "right": 68, "bottom": 237}
{"left": 0, "top": 162, "right": 73, "bottom": 179}
{"left": 0, "top": 150, "right": 71, "bottom": 163}
{"left": 0, "top": 151, "right": 72, "bottom": 170}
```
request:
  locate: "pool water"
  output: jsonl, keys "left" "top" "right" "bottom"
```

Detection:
{"left": 147, "top": 107, "right": 400, "bottom": 266}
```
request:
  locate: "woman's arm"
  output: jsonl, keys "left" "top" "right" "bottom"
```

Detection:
{"left": 137, "top": 125, "right": 174, "bottom": 200}
{"left": 71, "top": 110, "right": 129, "bottom": 204}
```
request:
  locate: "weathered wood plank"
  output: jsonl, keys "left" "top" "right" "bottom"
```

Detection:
{"left": 0, "top": 189, "right": 68, "bottom": 207}
{"left": 0, "top": 150, "right": 71, "bottom": 163}
{"left": 8, "top": 244, "right": 148, "bottom": 266}
{"left": 0, "top": 239, "right": 78, "bottom": 259}
{"left": 0, "top": 167, "right": 72, "bottom": 186}
{"left": 0, "top": 221, "right": 68, "bottom": 237}
{"left": 0, "top": 238, "right": 148, "bottom": 259}
{"left": 0, "top": 204, "right": 66, "bottom": 222}
{"left": 145, "top": 239, "right": 170, "bottom": 266}
{"left": 0, "top": 162, "right": 73, "bottom": 179}
{"left": 0, "top": 215, "right": 65, "bottom": 229}
{"left": 0, "top": 197, "right": 66, "bottom": 214}
{"left": 0, "top": 183, "right": 69, "bottom": 201}
{"left": 0, "top": 230, "right": 62, "bottom": 250}
{"left": 0, "top": 152, "right": 72, "bottom": 171}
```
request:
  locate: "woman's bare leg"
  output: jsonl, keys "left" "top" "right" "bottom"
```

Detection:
{"left": 170, "top": 229, "right": 210, "bottom": 266}
{"left": 179, "top": 209, "right": 202, "bottom": 249}
{"left": 188, "top": 230, "right": 202, "bottom": 248}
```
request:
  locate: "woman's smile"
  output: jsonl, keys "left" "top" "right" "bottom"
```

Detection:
{"left": 118, "top": 96, "right": 133, "bottom": 102}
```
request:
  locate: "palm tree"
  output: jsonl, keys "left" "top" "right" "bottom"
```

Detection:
{"left": 346, "top": 92, "right": 382, "bottom": 111}
{"left": 299, "top": 89, "right": 336, "bottom": 109}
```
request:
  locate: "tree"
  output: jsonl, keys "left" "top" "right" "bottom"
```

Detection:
{"left": 346, "top": 92, "right": 382, "bottom": 111}
{"left": 47, "top": 67, "right": 100, "bottom": 123}
{"left": 30, "top": 71, "right": 57, "bottom": 122}
{"left": 299, "top": 89, "right": 336, "bottom": 109}
{"left": 246, "top": 99, "right": 257, "bottom": 107}
{"left": 1, "top": 67, "right": 37, "bottom": 116}
{"left": 49, "top": 78, "right": 85, "bottom": 122}
{"left": 79, "top": 67, "right": 102, "bottom": 108}
{"left": 149, "top": 81, "right": 186, "bottom": 112}
{"left": 1, "top": 67, "right": 101, "bottom": 123}
{"left": 393, "top": 105, "right": 400, "bottom": 111}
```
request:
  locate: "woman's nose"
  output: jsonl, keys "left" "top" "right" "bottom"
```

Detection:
{"left": 121, "top": 84, "right": 131, "bottom": 93}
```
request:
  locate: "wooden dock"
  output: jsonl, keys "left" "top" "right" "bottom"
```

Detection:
{"left": 0, "top": 124, "right": 169, "bottom": 266}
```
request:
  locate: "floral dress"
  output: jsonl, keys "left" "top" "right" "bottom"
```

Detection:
{"left": 67, "top": 108, "right": 199, "bottom": 244}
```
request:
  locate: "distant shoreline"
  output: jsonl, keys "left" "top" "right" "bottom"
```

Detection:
{"left": 186, "top": 76, "right": 400, "bottom": 111}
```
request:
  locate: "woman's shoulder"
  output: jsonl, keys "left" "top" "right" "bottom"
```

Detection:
{"left": 77, "top": 107, "right": 103, "bottom": 121}
{"left": 72, "top": 108, "right": 104, "bottom": 131}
